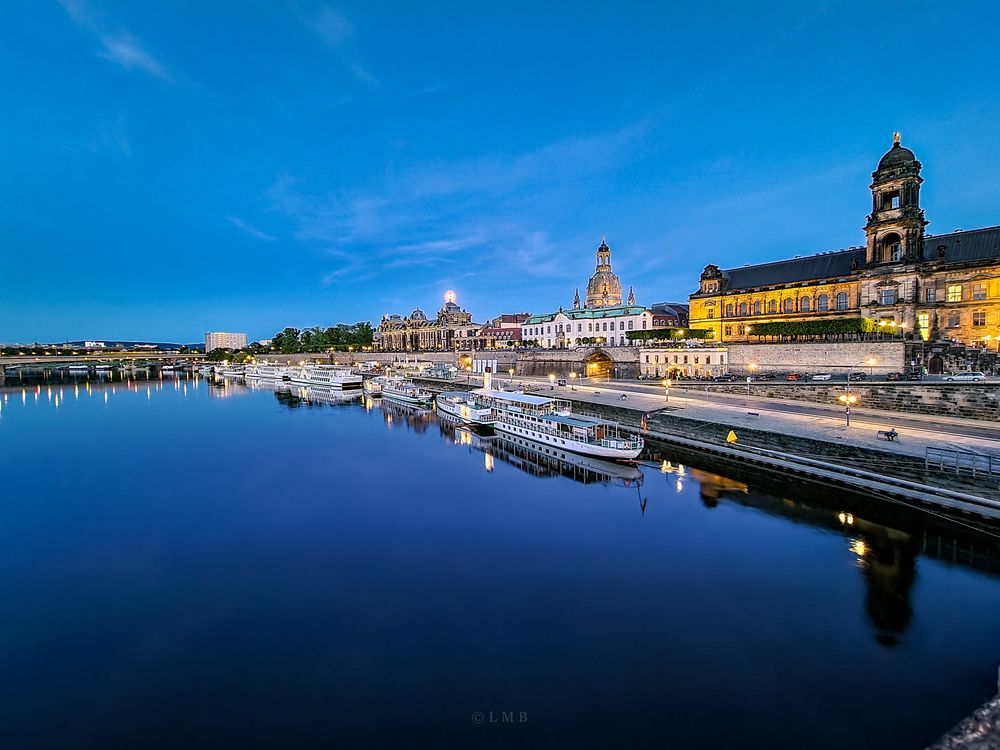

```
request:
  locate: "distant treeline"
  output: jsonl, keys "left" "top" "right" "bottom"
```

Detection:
{"left": 205, "top": 323, "right": 375, "bottom": 362}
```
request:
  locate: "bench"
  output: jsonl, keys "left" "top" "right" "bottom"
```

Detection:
{"left": 876, "top": 429, "right": 899, "bottom": 442}
{"left": 746, "top": 411, "right": 759, "bottom": 418}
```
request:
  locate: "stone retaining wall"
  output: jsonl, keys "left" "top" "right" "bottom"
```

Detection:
{"left": 727, "top": 341, "right": 905, "bottom": 375}
{"left": 678, "top": 382, "right": 1000, "bottom": 421}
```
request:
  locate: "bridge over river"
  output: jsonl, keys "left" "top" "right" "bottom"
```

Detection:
{"left": 0, "top": 352, "right": 205, "bottom": 379}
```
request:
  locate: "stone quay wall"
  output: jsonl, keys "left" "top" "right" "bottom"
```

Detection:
{"left": 726, "top": 341, "right": 906, "bottom": 376}
{"left": 677, "top": 381, "right": 1000, "bottom": 421}
{"left": 514, "top": 347, "right": 640, "bottom": 379}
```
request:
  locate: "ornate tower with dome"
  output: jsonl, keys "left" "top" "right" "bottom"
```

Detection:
{"left": 584, "top": 238, "right": 623, "bottom": 308}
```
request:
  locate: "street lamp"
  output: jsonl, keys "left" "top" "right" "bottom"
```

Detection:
{"left": 842, "top": 357, "right": 876, "bottom": 426}
{"left": 569, "top": 372, "right": 577, "bottom": 389}
{"left": 747, "top": 362, "right": 757, "bottom": 397}
{"left": 839, "top": 392, "right": 858, "bottom": 426}
{"left": 662, "top": 378, "right": 671, "bottom": 402}
{"left": 549, "top": 373, "right": 555, "bottom": 389}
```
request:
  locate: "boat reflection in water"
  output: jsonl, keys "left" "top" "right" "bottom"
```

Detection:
{"left": 438, "top": 411, "right": 644, "bottom": 489}
{"left": 377, "top": 396, "right": 434, "bottom": 433}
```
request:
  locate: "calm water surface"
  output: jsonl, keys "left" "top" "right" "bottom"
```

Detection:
{"left": 1, "top": 373, "right": 999, "bottom": 749}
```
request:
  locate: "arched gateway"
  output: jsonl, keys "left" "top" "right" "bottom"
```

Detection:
{"left": 585, "top": 350, "right": 613, "bottom": 379}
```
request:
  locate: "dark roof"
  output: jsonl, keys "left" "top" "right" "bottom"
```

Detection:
{"left": 650, "top": 302, "right": 690, "bottom": 318}
{"left": 720, "top": 248, "right": 864, "bottom": 289}
{"left": 923, "top": 225, "right": 1000, "bottom": 264}
{"left": 877, "top": 142, "right": 917, "bottom": 170}
{"left": 712, "top": 226, "right": 1000, "bottom": 292}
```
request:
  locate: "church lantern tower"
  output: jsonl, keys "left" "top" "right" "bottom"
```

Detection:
{"left": 585, "top": 237, "right": 623, "bottom": 308}
{"left": 864, "top": 133, "right": 927, "bottom": 266}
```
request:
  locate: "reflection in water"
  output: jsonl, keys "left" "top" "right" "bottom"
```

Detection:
{"left": 5, "top": 373, "right": 999, "bottom": 657}
{"left": 437, "top": 410, "right": 645, "bottom": 491}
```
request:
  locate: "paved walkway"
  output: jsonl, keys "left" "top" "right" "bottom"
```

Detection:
{"left": 512, "top": 376, "right": 1000, "bottom": 461}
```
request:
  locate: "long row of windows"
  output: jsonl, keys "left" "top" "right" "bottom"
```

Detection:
{"left": 926, "top": 283, "right": 989, "bottom": 303}
{"left": 723, "top": 292, "right": 850, "bottom": 317}
{"left": 525, "top": 319, "right": 646, "bottom": 336}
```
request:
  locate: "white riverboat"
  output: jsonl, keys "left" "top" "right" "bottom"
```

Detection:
{"left": 246, "top": 364, "right": 289, "bottom": 381}
{"left": 441, "top": 371, "right": 642, "bottom": 460}
{"left": 288, "top": 365, "right": 363, "bottom": 390}
{"left": 435, "top": 390, "right": 497, "bottom": 425}
{"left": 219, "top": 366, "right": 245, "bottom": 378}
{"left": 382, "top": 379, "right": 434, "bottom": 406}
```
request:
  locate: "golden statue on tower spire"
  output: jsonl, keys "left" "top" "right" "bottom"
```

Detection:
{"left": 893, "top": 131, "right": 901, "bottom": 145}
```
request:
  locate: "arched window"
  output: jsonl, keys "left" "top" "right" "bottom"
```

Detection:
{"left": 753, "top": 300, "right": 762, "bottom": 315}
{"left": 725, "top": 303, "right": 734, "bottom": 317}
{"left": 800, "top": 296, "right": 811, "bottom": 312}
{"left": 836, "top": 292, "right": 849, "bottom": 310}
{"left": 768, "top": 300, "right": 777, "bottom": 314}
{"left": 783, "top": 298, "right": 793, "bottom": 313}
{"left": 880, "top": 233, "right": 902, "bottom": 263}
{"left": 738, "top": 302, "right": 748, "bottom": 316}
{"left": 817, "top": 294, "right": 829, "bottom": 311}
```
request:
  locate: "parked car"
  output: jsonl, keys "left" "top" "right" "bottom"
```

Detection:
{"left": 945, "top": 371, "right": 986, "bottom": 382}
{"left": 904, "top": 371, "right": 923, "bottom": 381}
{"left": 848, "top": 371, "right": 868, "bottom": 381}
{"left": 557, "top": 379, "right": 567, "bottom": 386}
{"left": 751, "top": 373, "right": 775, "bottom": 381}
{"left": 811, "top": 373, "right": 833, "bottom": 381}
{"left": 886, "top": 372, "right": 903, "bottom": 381}
{"left": 784, "top": 373, "right": 803, "bottom": 381}
{"left": 712, "top": 374, "right": 738, "bottom": 382}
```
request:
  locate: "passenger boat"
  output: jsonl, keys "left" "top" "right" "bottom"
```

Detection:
{"left": 382, "top": 379, "right": 434, "bottom": 406}
{"left": 219, "top": 366, "right": 245, "bottom": 378}
{"left": 246, "top": 364, "right": 289, "bottom": 381}
{"left": 435, "top": 390, "right": 496, "bottom": 425}
{"left": 67, "top": 364, "right": 89, "bottom": 374}
{"left": 440, "top": 371, "right": 643, "bottom": 460}
{"left": 289, "top": 365, "right": 363, "bottom": 390}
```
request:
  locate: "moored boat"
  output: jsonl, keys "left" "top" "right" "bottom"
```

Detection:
{"left": 451, "top": 371, "right": 642, "bottom": 460}
{"left": 246, "top": 364, "right": 289, "bottom": 381}
{"left": 382, "top": 379, "right": 434, "bottom": 406}
{"left": 288, "top": 365, "right": 363, "bottom": 390}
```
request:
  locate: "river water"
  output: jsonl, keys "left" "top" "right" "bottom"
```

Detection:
{"left": 1, "top": 372, "right": 998, "bottom": 749}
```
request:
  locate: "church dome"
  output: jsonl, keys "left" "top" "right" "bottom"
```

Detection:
{"left": 410, "top": 308, "right": 427, "bottom": 321}
{"left": 877, "top": 141, "right": 917, "bottom": 170}
{"left": 586, "top": 271, "right": 622, "bottom": 308}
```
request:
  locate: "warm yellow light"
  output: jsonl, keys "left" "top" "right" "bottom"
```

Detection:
{"left": 866, "top": 357, "right": 877, "bottom": 366}
{"left": 851, "top": 539, "right": 867, "bottom": 557}
{"left": 749, "top": 362, "right": 757, "bottom": 370}
{"left": 444, "top": 290, "right": 456, "bottom": 304}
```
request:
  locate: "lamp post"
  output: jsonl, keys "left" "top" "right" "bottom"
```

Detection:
{"left": 569, "top": 371, "right": 576, "bottom": 390}
{"left": 508, "top": 366, "right": 515, "bottom": 387}
{"left": 662, "top": 378, "right": 671, "bottom": 402}
{"left": 842, "top": 357, "right": 876, "bottom": 426}
{"left": 549, "top": 373, "right": 555, "bottom": 390}
{"left": 747, "top": 362, "right": 757, "bottom": 397}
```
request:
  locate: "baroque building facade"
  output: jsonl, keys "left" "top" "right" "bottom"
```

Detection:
{"left": 522, "top": 238, "right": 666, "bottom": 348}
{"left": 374, "top": 293, "right": 479, "bottom": 352}
{"left": 689, "top": 135, "right": 1000, "bottom": 348}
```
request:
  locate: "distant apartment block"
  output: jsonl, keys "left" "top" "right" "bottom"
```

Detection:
{"left": 205, "top": 331, "right": 248, "bottom": 351}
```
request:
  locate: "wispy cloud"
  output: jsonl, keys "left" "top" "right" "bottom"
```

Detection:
{"left": 265, "top": 122, "right": 650, "bottom": 295}
{"left": 59, "top": 0, "right": 171, "bottom": 81}
{"left": 308, "top": 7, "right": 353, "bottom": 46}
{"left": 227, "top": 216, "right": 278, "bottom": 242}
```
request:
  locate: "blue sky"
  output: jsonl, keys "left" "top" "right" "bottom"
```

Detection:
{"left": 2, "top": 1, "right": 999, "bottom": 343}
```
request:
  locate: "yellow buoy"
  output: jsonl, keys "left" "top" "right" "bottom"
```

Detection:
{"left": 726, "top": 430, "right": 738, "bottom": 444}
